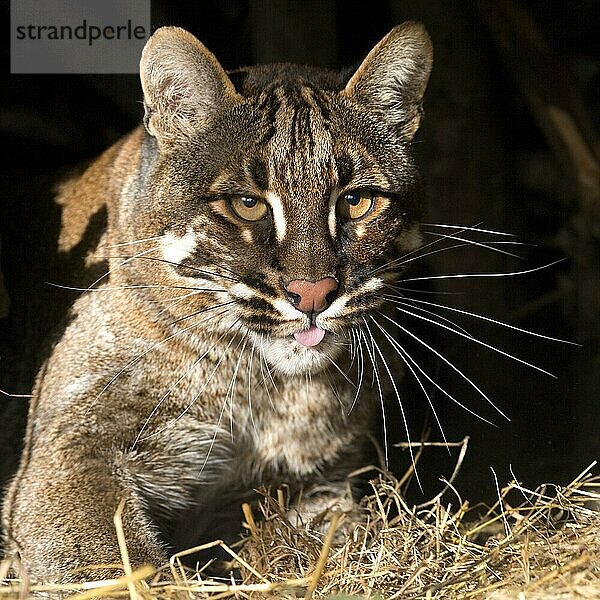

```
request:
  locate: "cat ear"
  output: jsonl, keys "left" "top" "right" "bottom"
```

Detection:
{"left": 343, "top": 22, "right": 433, "bottom": 141}
{"left": 140, "top": 27, "right": 241, "bottom": 147}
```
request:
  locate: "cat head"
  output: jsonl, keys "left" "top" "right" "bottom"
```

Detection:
{"left": 121, "top": 23, "right": 432, "bottom": 376}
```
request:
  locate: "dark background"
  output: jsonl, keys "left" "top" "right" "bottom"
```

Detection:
{"left": 1, "top": 0, "right": 598, "bottom": 507}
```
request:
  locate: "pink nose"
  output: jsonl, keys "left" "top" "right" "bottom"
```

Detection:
{"left": 285, "top": 277, "right": 338, "bottom": 313}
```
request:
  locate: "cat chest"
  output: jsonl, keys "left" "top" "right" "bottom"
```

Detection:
{"left": 240, "top": 386, "right": 357, "bottom": 477}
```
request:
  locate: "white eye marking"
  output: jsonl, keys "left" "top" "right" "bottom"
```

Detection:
{"left": 241, "top": 229, "right": 253, "bottom": 244}
{"left": 162, "top": 227, "right": 197, "bottom": 265}
{"left": 328, "top": 188, "right": 339, "bottom": 239}
{"left": 356, "top": 225, "right": 366, "bottom": 238}
{"left": 265, "top": 191, "right": 287, "bottom": 242}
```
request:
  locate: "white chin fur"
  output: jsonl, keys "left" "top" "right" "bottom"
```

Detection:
{"left": 252, "top": 333, "right": 343, "bottom": 376}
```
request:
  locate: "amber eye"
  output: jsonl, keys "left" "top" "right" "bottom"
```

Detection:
{"left": 229, "top": 196, "right": 268, "bottom": 222}
{"left": 338, "top": 190, "right": 375, "bottom": 220}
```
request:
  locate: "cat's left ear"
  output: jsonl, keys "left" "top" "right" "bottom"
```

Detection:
{"left": 343, "top": 22, "right": 433, "bottom": 141}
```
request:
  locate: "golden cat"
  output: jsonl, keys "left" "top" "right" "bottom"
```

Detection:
{"left": 2, "top": 22, "right": 432, "bottom": 583}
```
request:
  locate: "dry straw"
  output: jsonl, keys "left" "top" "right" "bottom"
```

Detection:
{"left": 1, "top": 447, "right": 598, "bottom": 599}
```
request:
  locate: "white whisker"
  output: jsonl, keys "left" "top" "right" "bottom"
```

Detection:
{"left": 422, "top": 223, "right": 515, "bottom": 237}
{"left": 324, "top": 353, "right": 356, "bottom": 388}
{"left": 100, "top": 255, "right": 239, "bottom": 283}
{"left": 198, "top": 334, "right": 247, "bottom": 474}
{"left": 89, "top": 244, "right": 162, "bottom": 289}
{"left": 257, "top": 335, "right": 277, "bottom": 410}
{"left": 422, "top": 231, "right": 524, "bottom": 259}
{"left": 392, "top": 303, "right": 557, "bottom": 378}
{"left": 371, "top": 220, "right": 510, "bottom": 276}
{"left": 146, "top": 324, "right": 243, "bottom": 445}
{"left": 133, "top": 321, "right": 240, "bottom": 446}
{"left": 387, "top": 294, "right": 577, "bottom": 345}
{"left": 104, "top": 236, "right": 164, "bottom": 248}
{"left": 86, "top": 303, "right": 233, "bottom": 415}
{"left": 171, "top": 301, "right": 236, "bottom": 325}
{"left": 384, "top": 294, "right": 472, "bottom": 336}
{"left": 370, "top": 316, "right": 449, "bottom": 448}
{"left": 247, "top": 341, "right": 258, "bottom": 436}
{"left": 226, "top": 336, "right": 249, "bottom": 441}
{"left": 46, "top": 282, "right": 225, "bottom": 293}
{"left": 371, "top": 315, "right": 494, "bottom": 429}
{"left": 358, "top": 322, "right": 389, "bottom": 470}
{"left": 348, "top": 327, "right": 365, "bottom": 415}
{"left": 399, "top": 259, "right": 567, "bottom": 284}
{"left": 363, "top": 319, "right": 422, "bottom": 487}
{"left": 376, "top": 312, "right": 509, "bottom": 421}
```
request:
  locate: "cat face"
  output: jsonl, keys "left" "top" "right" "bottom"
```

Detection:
{"left": 125, "top": 24, "right": 432, "bottom": 375}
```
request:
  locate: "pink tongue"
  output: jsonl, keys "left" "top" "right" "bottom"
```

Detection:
{"left": 294, "top": 325, "right": 326, "bottom": 347}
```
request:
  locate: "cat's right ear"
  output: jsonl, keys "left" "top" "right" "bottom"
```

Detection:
{"left": 140, "top": 27, "right": 241, "bottom": 148}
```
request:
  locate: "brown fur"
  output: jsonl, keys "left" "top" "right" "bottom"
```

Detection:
{"left": 2, "top": 23, "right": 432, "bottom": 584}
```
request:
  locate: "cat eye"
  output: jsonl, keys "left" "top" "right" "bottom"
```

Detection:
{"left": 229, "top": 196, "right": 268, "bottom": 222}
{"left": 338, "top": 190, "right": 376, "bottom": 220}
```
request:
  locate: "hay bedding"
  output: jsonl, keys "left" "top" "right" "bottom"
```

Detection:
{"left": 1, "top": 458, "right": 599, "bottom": 599}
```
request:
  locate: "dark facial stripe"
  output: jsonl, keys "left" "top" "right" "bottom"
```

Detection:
{"left": 242, "top": 273, "right": 279, "bottom": 297}
{"left": 257, "top": 91, "right": 281, "bottom": 144}
{"left": 240, "top": 296, "right": 276, "bottom": 314}
{"left": 248, "top": 157, "right": 269, "bottom": 191}
{"left": 335, "top": 153, "right": 354, "bottom": 188}
{"left": 243, "top": 314, "right": 281, "bottom": 330}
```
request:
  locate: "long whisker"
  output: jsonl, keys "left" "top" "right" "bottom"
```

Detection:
{"left": 133, "top": 320, "right": 240, "bottom": 446}
{"left": 363, "top": 319, "right": 422, "bottom": 488}
{"left": 155, "top": 290, "right": 211, "bottom": 317}
{"left": 370, "top": 316, "right": 450, "bottom": 449}
{"left": 399, "top": 259, "right": 567, "bottom": 284}
{"left": 348, "top": 327, "right": 365, "bottom": 415}
{"left": 46, "top": 282, "right": 226, "bottom": 294}
{"left": 393, "top": 222, "right": 485, "bottom": 261}
{"left": 257, "top": 335, "right": 277, "bottom": 410}
{"left": 104, "top": 236, "right": 165, "bottom": 249}
{"left": 421, "top": 231, "right": 524, "bottom": 259}
{"left": 386, "top": 242, "right": 478, "bottom": 268}
{"left": 325, "top": 370, "right": 346, "bottom": 415}
{"left": 376, "top": 312, "right": 509, "bottom": 421}
{"left": 199, "top": 332, "right": 247, "bottom": 473}
{"left": 348, "top": 328, "right": 359, "bottom": 367}
{"left": 371, "top": 315, "right": 494, "bottom": 430}
{"left": 384, "top": 293, "right": 472, "bottom": 336}
{"left": 247, "top": 340, "right": 258, "bottom": 436}
{"left": 196, "top": 255, "right": 242, "bottom": 279}
{"left": 391, "top": 303, "right": 556, "bottom": 378}
{"left": 226, "top": 336, "right": 250, "bottom": 441}
{"left": 422, "top": 223, "right": 516, "bottom": 237}
{"left": 376, "top": 236, "right": 528, "bottom": 277}
{"left": 324, "top": 353, "right": 356, "bottom": 388}
{"left": 259, "top": 333, "right": 280, "bottom": 395}
{"left": 89, "top": 244, "right": 162, "bottom": 289}
{"left": 369, "top": 222, "right": 489, "bottom": 276}
{"left": 385, "top": 293, "right": 577, "bottom": 345}
{"left": 171, "top": 301, "right": 236, "bottom": 325}
{"left": 358, "top": 322, "right": 389, "bottom": 469}
{"left": 147, "top": 323, "right": 243, "bottom": 444}
{"left": 86, "top": 303, "right": 232, "bottom": 414}
{"left": 99, "top": 255, "right": 240, "bottom": 282}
